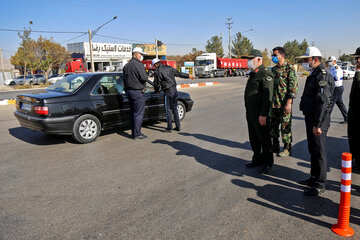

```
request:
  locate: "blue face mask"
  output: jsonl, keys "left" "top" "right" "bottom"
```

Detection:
{"left": 272, "top": 56, "right": 279, "bottom": 64}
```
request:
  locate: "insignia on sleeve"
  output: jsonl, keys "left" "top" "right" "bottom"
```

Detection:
{"left": 318, "top": 80, "right": 327, "bottom": 87}
{"left": 266, "top": 76, "right": 273, "bottom": 81}
{"left": 321, "top": 69, "right": 327, "bottom": 75}
{"left": 255, "top": 69, "right": 259, "bottom": 73}
{"left": 335, "top": 66, "right": 338, "bottom": 69}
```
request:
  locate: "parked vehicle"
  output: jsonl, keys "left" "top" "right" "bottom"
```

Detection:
{"left": 342, "top": 65, "right": 356, "bottom": 79}
{"left": 48, "top": 73, "right": 73, "bottom": 84}
{"left": 4, "top": 75, "right": 25, "bottom": 86}
{"left": 14, "top": 72, "right": 194, "bottom": 143}
{"left": 142, "top": 60, "right": 177, "bottom": 77}
{"left": 194, "top": 53, "right": 248, "bottom": 78}
{"left": 27, "top": 74, "right": 46, "bottom": 85}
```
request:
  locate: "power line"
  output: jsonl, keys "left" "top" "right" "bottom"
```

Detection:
{"left": 60, "top": 33, "right": 88, "bottom": 44}
{"left": 0, "top": 28, "right": 86, "bottom": 34}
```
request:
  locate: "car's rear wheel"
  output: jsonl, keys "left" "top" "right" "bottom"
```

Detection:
{"left": 72, "top": 114, "right": 101, "bottom": 144}
{"left": 177, "top": 101, "right": 186, "bottom": 121}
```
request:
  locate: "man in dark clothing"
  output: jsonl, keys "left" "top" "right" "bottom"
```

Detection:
{"left": 348, "top": 47, "right": 360, "bottom": 170}
{"left": 123, "top": 47, "right": 152, "bottom": 140}
{"left": 243, "top": 49, "right": 274, "bottom": 175}
{"left": 152, "top": 58, "right": 194, "bottom": 132}
{"left": 297, "top": 47, "right": 335, "bottom": 196}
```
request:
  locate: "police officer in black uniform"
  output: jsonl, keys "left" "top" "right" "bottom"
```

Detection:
{"left": 152, "top": 58, "right": 194, "bottom": 132}
{"left": 297, "top": 47, "right": 335, "bottom": 196}
{"left": 348, "top": 47, "right": 360, "bottom": 171}
{"left": 244, "top": 49, "right": 274, "bottom": 174}
{"left": 123, "top": 47, "right": 152, "bottom": 140}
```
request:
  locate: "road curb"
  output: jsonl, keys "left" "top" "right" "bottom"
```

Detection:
{"left": 0, "top": 82, "right": 220, "bottom": 106}
{"left": 176, "top": 81, "right": 220, "bottom": 89}
{"left": 0, "top": 99, "right": 16, "bottom": 106}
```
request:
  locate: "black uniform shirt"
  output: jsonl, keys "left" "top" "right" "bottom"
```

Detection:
{"left": 349, "top": 71, "right": 360, "bottom": 114}
{"left": 299, "top": 63, "right": 335, "bottom": 128}
{"left": 123, "top": 58, "right": 149, "bottom": 91}
{"left": 154, "top": 64, "right": 189, "bottom": 92}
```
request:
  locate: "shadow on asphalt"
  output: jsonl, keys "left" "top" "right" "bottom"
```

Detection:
{"left": 153, "top": 134, "right": 360, "bottom": 229}
{"left": 8, "top": 127, "right": 74, "bottom": 145}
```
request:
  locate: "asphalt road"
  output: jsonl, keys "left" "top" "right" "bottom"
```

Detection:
{"left": 0, "top": 77, "right": 359, "bottom": 240}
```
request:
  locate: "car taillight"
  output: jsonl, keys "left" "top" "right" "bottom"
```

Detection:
{"left": 34, "top": 106, "right": 49, "bottom": 115}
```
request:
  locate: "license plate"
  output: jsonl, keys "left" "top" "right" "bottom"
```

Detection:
{"left": 21, "top": 103, "right": 32, "bottom": 112}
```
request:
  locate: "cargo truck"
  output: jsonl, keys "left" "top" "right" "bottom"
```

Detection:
{"left": 142, "top": 60, "right": 177, "bottom": 77}
{"left": 194, "top": 53, "right": 248, "bottom": 78}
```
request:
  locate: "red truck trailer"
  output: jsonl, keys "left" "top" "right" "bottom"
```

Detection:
{"left": 142, "top": 60, "right": 177, "bottom": 77}
{"left": 195, "top": 53, "right": 248, "bottom": 78}
{"left": 65, "top": 58, "right": 87, "bottom": 73}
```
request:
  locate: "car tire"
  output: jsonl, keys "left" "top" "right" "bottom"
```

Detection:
{"left": 10, "top": 82, "right": 15, "bottom": 86}
{"left": 29, "top": 81, "right": 34, "bottom": 85}
{"left": 177, "top": 101, "right": 186, "bottom": 122}
{"left": 209, "top": 72, "right": 214, "bottom": 78}
{"left": 72, "top": 114, "right": 101, "bottom": 144}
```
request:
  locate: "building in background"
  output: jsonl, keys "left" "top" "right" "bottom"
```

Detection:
{"left": 132, "top": 44, "right": 167, "bottom": 60}
{"left": 67, "top": 42, "right": 132, "bottom": 71}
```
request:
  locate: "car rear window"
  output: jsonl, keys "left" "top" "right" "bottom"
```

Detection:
{"left": 47, "top": 74, "right": 90, "bottom": 93}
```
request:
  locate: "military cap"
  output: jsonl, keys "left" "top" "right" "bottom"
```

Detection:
{"left": 242, "top": 49, "right": 262, "bottom": 59}
{"left": 349, "top": 47, "right": 360, "bottom": 57}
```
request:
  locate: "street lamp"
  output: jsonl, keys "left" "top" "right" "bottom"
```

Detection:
{"left": 88, "top": 16, "right": 117, "bottom": 72}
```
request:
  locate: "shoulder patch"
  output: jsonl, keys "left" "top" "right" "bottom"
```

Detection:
{"left": 266, "top": 76, "right": 273, "bottom": 81}
{"left": 321, "top": 69, "right": 327, "bottom": 75}
{"left": 255, "top": 69, "right": 259, "bottom": 73}
{"left": 319, "top": 80, "right": 327, "bottom": 87}
{"left": 335, "top": 66, "right": 338, "bottom": 69}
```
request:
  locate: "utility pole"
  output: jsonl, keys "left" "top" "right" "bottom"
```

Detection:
{"left": 155, "top": 39, "right": 158, "bottom": 59}
{"left": 88, "top": 29, "right": 95, "bottom": 72}
{"left": 0, "top": 48, "right": 4, "bottom": 80}
{"left": 225, "top": 17, "right": 233, "bottom": 58}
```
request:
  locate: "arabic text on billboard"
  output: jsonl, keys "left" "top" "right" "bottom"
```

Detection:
{"left": 132, "top": 44, "right": 167, "bottom": 56}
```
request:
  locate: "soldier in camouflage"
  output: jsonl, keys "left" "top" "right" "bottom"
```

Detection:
{"left": 269, "top": 47, "right": 298, "bottom": 157}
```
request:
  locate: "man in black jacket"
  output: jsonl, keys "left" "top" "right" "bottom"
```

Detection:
{"left": 123, "top": 47, "right": 151, "bottom": 140}
{"left": 296, "top": 47, "right": 334, "bottom": 196}
{"left": 152, "top": 58, "right": 194, "bottom": 132}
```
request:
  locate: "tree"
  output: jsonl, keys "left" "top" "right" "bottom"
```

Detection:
{"left": 283, "top": 39, "right": 308, "bottom": 64}
{"left": 36, "top": 37, "right": 71, "bottom": 79}
{"left": 11, "top": 27, "right": 37, "bottom": 78}
{"left": 205, "top": 35, "right": 224, "bottom": 57}
{"left": 339, "top": 53, "right": 351, "bottom": 62}
{"left": 231, "top": 32, "right": 253, "bottom": 58}
{"left": 262, "top": 49, "right": 271, "bottom": 67}
{"left": 167, "top": 49, "right": 204, "bottom": 66}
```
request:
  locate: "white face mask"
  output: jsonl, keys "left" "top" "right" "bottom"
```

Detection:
{"left": 328, "top": 61, "right": 334, "bottom": 67}
{"left": 302, "top": 59, "right": 314, "bottom": 71}
{"left": 248, "top": 59, "right": 254, "bottom": 70}
{"left": 139, "top": 55, "right": 144, "bottom": 62}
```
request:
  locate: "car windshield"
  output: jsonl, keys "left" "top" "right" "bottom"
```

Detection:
{"left": 195, "top": 60, "right": 212, "bottom": 66}
{"left": 341, "top": 66, "right": 348, "bottom": 70}
{"left": 16, "top": 76, "right": 24, "bottom": 79}
{"left": 25, "top": 75, "right": 33, "bottom": 79}
{"left": 47, "top": 74, "right": 90, "bottom": 93}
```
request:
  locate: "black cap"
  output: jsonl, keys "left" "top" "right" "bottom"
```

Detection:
{"left": 242, "top": 49, "right": 262, "bottom": 59}
{"left": 349, "top": 47, "right": 360, "bottom": 57}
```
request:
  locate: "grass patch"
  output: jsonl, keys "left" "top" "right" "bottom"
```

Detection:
{"left": 13, "top": 82, "right": 52, "bottom": 90}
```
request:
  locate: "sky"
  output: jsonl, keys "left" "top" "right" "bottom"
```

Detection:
{"left": 1, "top": 0, "right": 360, "bottom": 59}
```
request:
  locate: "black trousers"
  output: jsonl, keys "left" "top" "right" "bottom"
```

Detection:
{"left": 348, "top": 109, "right": 360, "bottom": 161}
{"left": 246, "top": 114, "right": 274, "bottom": 167}
{"left": 126, "top": 89, "right": 145, "bottom": 137}
{"left": 329, "top": 85, "right": 348, "bottom": 121}
{"left": 164, "top": 87, "right": 180, "bottom": 129}
{"left": 304, "top": 113, "right": 330, "bottom": 189}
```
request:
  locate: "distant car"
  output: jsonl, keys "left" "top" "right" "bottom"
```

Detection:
{"left": 4, "top": 75, "right": 25, "bottom": 86}
{"left": 48, "top": 73, "right": 73, "bottom": 84}
{"left": 14, "top": 72, "right": 194, "bottom": 144}
{"left": 342, "top": 66, "right": 355, "bottom": 80}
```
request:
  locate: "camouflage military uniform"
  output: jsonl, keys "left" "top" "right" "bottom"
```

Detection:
{"left": 269, "top": 62, "right": 298, "bottom": 154}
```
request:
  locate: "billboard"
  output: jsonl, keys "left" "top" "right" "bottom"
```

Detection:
{"left": 132, "top": 44, "right": 167, "bottom": 56}
{"left": 67, "top": 42, "right": 132, "bottom": 60}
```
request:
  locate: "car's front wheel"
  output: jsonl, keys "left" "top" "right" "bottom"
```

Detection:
{"left": 177, "top": 101, "right": 186, "bottom": 121}
{"left": 72, "top": 114, "right": 101, "bottom": 144}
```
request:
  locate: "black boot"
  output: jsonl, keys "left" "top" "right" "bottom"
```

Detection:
{"left": 272, "top": 138, "right": 280, "bottom": 154}
{"left": 279, "top": 143, "right": 291, "bottom": 157}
